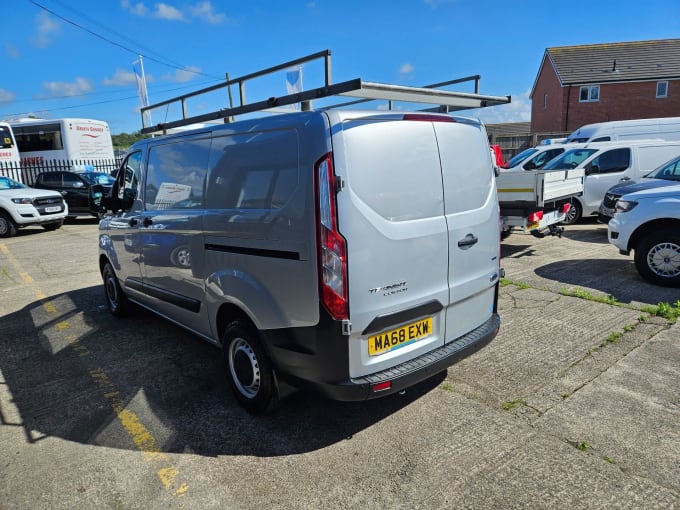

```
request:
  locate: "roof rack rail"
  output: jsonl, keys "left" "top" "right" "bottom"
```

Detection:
{"left": 140, "top": 49, "right": 511, "bottom": 135}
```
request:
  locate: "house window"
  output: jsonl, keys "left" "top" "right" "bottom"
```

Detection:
{"left": 657, "top": 81, "right": 668, "bottom": 98}
{"left": 579, "top": 85, "right": 600, "bottom": 102}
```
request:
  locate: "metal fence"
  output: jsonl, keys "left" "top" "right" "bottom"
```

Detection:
{"left": 0, "top": 159, "right": 120, "bottom": 186}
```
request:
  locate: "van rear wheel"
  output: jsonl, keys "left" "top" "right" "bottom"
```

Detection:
{"left": 222, "top": 320, "right": 276, "bottom": 414}
{"left": 102, "top": 262, "right": 129, "bottom": 316}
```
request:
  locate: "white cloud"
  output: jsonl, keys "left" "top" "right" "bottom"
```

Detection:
{"left": 39, "top": 77, "right": 94, "bottom": 98}
{"left": 122, "top": 1, "right": 227, "bottom": 23}
{"left": 399, "top": 63, "right": 415, "bottom": 76}
{"left": 33, "top": 11, "right": 61, "bottom": 48}
{"left": 461, "top": 89, "right": 532, "bottom": 124}
{"left": 103, "top": 69, "right": 138, "bottom": 86}
{"left": 190, "top": 1, "right": 226, "bottom": 24}
{"left": 121, "top": 0, "right": 149, "bottom": 16}
{"left": 0, "top": 88, "right": 15, "bottom": 103}
{"left": 163, "top": 66, "right": 201, "bottom": 83}
{"left": 155, "top": 3, "right": 185, "bottom": 21}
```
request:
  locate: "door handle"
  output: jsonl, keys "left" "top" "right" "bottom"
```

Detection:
{"left": 457, "top": 233, "right": 478, "bottom": 248}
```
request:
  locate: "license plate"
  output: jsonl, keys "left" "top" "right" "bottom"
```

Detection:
{"left": 45, "top": 206, "right": 61, "bottom": 213}
{"left": 368, "top": 317, "right": 433, "bottom": 356}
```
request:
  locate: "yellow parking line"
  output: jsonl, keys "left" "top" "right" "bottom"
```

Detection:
{"left": 0, "top": 242, "right": 189, "bottom": 497}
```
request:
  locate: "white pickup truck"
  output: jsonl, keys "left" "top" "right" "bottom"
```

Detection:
{"left": 496, "top": 167, "right": 585, "bottom": 238}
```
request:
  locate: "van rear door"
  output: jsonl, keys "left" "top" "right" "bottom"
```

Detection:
{"left": 330, "top": 112, "right": 498, "bottom": 379}
{"left": 434, "top": 119, "right": 500, "bottom": 342}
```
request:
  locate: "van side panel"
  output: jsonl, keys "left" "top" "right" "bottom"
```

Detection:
{"left": 201, "top": 116, "right": 327, "bottom": 333}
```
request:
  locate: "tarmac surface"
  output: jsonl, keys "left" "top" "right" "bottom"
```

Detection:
{"left": 0, "top": 218, "right": 678, "bottom": 509}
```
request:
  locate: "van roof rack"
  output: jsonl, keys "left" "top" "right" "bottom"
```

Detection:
{"left": 140, "top": 49, "right": 511, "bottom": 135}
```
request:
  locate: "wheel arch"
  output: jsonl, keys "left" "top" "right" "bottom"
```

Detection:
{"left": 215, "top": 303, "right": 258, "bottom": 347}
{"left": 628, "top": 218, "right": 680, "bottom": 252}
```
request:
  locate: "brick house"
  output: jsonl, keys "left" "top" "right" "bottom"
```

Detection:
{"left": 530, "top": 39, "right": 680, "bottom": 133}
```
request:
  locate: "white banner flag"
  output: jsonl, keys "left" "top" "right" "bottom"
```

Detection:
{"left": 132, "top": 56, "right": 152, "bottom": 126}
{"left": 285, "top": 66, "right": 303, "bottom": 111}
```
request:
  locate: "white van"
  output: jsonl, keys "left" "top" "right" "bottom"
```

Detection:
{"left": 542, "top": 140, "right": 680, "bottom": 223}
{"left": 565, "top": 117, "right": 680, "bottom": 144}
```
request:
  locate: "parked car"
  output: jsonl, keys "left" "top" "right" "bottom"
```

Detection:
{"left": 541, "top": 140, "right": 680, "bottom": 224}
{"left": 499, "top": 144, "right": 571, "bottom": 173}
{"left": 608, "top": 184, "right": 680, "bottom": 287}
{"left": 598, "top": 154, "right": 680, "bottom": 223}
{"left": 33, "top": 171, "right": 114, "bottom": 219}
{"left": 0, "top": 175, "right": 68, "bottom": 237}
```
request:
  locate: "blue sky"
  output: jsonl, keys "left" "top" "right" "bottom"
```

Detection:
{"left": 3, "top": 0, "right": 680, "bottom": 134}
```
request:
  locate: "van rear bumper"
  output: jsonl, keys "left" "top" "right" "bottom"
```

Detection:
{"left": 273, "top": 312, "right": 500, "bottom": 402}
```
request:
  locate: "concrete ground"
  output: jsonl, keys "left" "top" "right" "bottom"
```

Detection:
{"left": 0, "top": 218, "right": 678, "bottom": 509}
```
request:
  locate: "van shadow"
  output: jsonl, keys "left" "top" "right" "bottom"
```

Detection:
{"left": 0, "top": 286, "right": 443, "bottom": 457}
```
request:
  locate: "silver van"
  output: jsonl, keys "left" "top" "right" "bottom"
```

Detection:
{"left": 99, "top": 111, "right": 502, "bottom": 413}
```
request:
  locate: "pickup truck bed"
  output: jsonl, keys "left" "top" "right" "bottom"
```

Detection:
{"left": 496, "top": 168, "right": 585, "bottom": 235}
{"left": 497, "top": 168, "right": 585, "bottom": 209}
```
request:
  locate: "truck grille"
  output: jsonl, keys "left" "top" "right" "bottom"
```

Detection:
{"left": 33, "top": 196, "right": 65, "bottom": 215}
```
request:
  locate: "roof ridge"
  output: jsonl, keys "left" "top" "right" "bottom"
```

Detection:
{"left": 548, "top": 38, "right": 680, "bottom": 52}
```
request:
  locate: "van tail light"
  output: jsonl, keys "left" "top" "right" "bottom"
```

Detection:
{"left": 528, "top": 210, "right": 544, "bottom": 223}
{"left": 562, "top": 203, "right": 571, "bottom": 213}
{"left": 315, "top": 153, "right": 349, "bottom": 320}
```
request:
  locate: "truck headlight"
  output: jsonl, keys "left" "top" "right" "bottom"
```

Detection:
{"left": 615, "top": 200, "right": 638, "bottom": 213}
{"left": 11, "top": 198, "right": 33, "bottom": 205}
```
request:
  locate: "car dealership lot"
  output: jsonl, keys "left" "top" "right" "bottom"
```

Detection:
{"left": 1, "top": 219, "right": 678, "bottom": 509}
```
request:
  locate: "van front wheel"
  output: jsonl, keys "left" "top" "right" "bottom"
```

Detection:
{"left": 222, "top": 321, "right": 276, "bottom": 414}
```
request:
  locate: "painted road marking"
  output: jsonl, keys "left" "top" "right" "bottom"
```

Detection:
{"left": 0, "top": 242, "right": 189, "bottom": 497}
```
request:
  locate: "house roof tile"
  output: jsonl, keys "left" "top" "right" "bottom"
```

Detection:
{"left": 547, "top": 39, "right": 680, "bottom": 85}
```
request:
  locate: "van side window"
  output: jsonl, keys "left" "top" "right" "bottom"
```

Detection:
{"left": 206, "top": 130, "right": 298, "bottom": 210}
{"left": 145, "top": 138, "right": 210, "bottom": 210}
{"left": 586, "top": 148, "right": 630, "bottom": 174}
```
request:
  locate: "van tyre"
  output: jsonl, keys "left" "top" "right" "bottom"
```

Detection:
{"left": 0, "top": 212, "right": 17, "bottom": 238}
{"left": 222, "top": 320, "right": 277, "bottom": 414}
{"left": 102, "top": 262, "right": 129, "bottom": 316}
{"left": 561, "top": 201, "right": 581, "bottom": 225}
{"left": 634, "top": 231, "right": 680, "bottom": 287}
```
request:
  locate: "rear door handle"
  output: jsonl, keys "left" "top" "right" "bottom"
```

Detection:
{"left": 457, "top": 233, "right": 478, "bottom": 248}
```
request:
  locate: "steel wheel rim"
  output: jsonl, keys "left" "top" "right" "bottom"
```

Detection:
{"left": 647, "top": 242, "right": 680, "bottom": 278}
{"left": 105, "top": 270, "right": 120, "bottom": 308}
{"left": 228, "top": 338, "right": 260, "bottom": 398}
